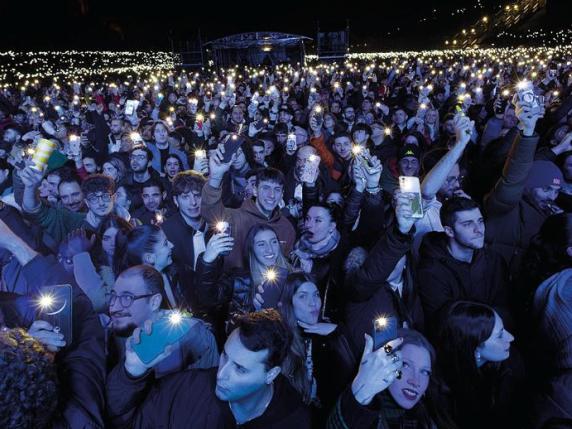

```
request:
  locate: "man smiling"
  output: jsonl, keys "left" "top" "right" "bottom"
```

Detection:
{"left": 201, "top": 144, "right": 295, "bottom": 271}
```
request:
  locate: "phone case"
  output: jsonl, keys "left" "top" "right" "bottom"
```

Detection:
{"left": 36, "top": 284, "right": 73, "bottom": 347}
{"left": 133, "top": 313, "right": 193, "bottom": 365}
{"left": 286, "top": 134, "right": 297, "bottom": 152}
{"left": 300, "top": 156, "right": 320, "bottom": 183}
{"left": 372, "top": 316, "right": 398, "bottom": 351}
{"left": 399, "top": 176, "right": 424, "bottom": 219}
{"left": 222, "top": 135, "right": 244, "bottom": 163}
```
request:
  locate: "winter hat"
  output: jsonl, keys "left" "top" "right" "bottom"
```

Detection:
{"left": 525, "top": 160, "right": 563, "bottom": 191}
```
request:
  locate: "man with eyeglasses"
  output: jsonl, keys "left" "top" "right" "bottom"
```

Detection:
{"left": 106, "top": 265, "right": 218, "bottom": 377}
{"left": 20, "top": 169, "right": 117, "bottom": 245}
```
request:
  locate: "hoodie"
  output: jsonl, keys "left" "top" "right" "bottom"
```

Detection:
{"left": 201, "top": 183, "right": 296, "bottom": 271}
{"left": 417, "top": 231, "right": 509, "bottom": 330}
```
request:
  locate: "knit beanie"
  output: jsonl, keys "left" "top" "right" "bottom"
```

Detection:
{"left": 525, "top": 160, "right": 563, "bottom": 191}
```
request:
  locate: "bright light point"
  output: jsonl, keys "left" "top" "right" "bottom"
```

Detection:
{"left": 169, "top": 311, "right": 183, "bottom": 325}
{"left": 376, "top": 317, "right": 388, "bottom": 328}
{"left": 264, "top": 268, "right": 277, "bottom": 282}
{"left": 39, "top": 294, "right": 54, "bottom": 309}
{"left": 352, "top": 145, "right": 362, "bottom": 155}
{"left": 216, "top": 221, "right": 229, "bottom": 233}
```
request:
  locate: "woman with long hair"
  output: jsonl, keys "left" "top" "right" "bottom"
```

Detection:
{"left": 328, "top": 328, "right": 455, "bottom": 429}
{"left": 195, "top": 224, "right": 292, "bottom": 338}
{"left": 122, "top": 224, "right": 186, "bottom": 310}
{"left": 278, "top": 272, "right": 356, "bottom": 426}
{"left": 434, "top": 301, "right": 522, "bottom": 429}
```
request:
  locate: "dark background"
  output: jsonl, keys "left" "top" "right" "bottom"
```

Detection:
{"left": 0, "top": 0, "right": 569, "bottom": 51}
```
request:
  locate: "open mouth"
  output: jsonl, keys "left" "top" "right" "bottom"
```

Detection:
{"left": 402, "top": 388, "right": 419, "bottom": 401}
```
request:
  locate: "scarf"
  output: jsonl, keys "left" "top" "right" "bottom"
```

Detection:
{"left": 291, "top": 229, "right": 341, "bottom": 272}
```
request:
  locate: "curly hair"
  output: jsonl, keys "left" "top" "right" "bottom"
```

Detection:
{"left": 0, "top": 328, "right": 58, "bottom": 429}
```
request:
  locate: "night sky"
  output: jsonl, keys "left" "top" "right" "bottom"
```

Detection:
{"left": 0, "top": 0, "right": 569, "bottom": 51}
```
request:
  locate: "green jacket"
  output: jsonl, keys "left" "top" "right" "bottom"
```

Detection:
{"left": 26, "top": 202, "right": 89, "bottom": 246}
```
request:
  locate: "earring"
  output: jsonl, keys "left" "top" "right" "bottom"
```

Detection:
{"left": 475, "top": 351, "right": 481, "bottom": 362}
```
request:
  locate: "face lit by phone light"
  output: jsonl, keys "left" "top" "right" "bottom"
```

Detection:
{"left": 292, "top": 281, "right": 321, "bottom": 325}
{"left": 388, "top": 343, "right": 432, "bottom": 410}
{"left": 398, "top": 156, "right": 420, "bottom": 177}
{"left": 252, "top": 229, "right": 280, "bottom": 268}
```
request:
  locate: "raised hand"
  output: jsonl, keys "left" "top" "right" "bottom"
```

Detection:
{"left": 351, "top": 335, "right": 403, "bottom": 405}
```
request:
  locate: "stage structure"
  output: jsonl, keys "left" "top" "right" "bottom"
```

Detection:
{"left": 316, "top": 22, "right": 350, "bottom": 61}
{"left": 204, "top": 32, "right": 312, "bottom": 68}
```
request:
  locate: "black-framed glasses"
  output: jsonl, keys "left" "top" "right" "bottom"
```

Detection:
{"left": 86, "top": 193, "right": 112, "bottom": 204}
{"left": 106, "top": 292, "right": 156, "bottom": 308}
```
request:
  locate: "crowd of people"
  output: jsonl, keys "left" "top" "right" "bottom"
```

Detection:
{"left": 1, "top": 46, "right": 572, "bottom": 428}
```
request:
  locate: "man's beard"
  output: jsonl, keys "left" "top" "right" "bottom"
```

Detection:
{"left": 113, "top": 322, "right": 137, "bottom": 338}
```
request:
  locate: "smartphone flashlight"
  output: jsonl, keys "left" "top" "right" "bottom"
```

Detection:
{"left": 38, "top": 293, "right": 55, "bottom": 310}
{"left": 384, "top": 128, "right": 392, "bottom": 136}
{"left": 195, "top": 149, "right": 206, "bottom": 160}
{"left": 352, "top": 145, "right": 363, "bottom": 156}
{"left": 168, "top": 311, "right": 183, "bottom": 326}
{"left": 216, "top": 221, "right": 230, "bottom": 234}
{"left": 375, "top": 317, "right": 388, "bottom": 329}
{"left": 263, "top": 268, "right": 277, "bottom": 282}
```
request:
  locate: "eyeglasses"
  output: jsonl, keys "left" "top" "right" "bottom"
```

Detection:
{"left": 86, "top": 193, "right": 112, "bottom": 204}
{"left": 106, "top": 292, "right": 156, "bottom": 308}
{"left": 130, "top": 154, "right": 148, "bottom": 161}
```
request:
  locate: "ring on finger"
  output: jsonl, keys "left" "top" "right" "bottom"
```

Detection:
{"left": 383, "top": 344, "right": 393, "bottom": 355}
{"left": 390, "top": 354, "right": 400, "bottom": 364}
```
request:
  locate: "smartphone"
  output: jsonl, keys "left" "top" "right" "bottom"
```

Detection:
{"left": 399, "top": 176, "right": 424, "bottom": 219}
{"left": 300, "top": 154, "right": 320, "bottom": 183}
{"left": 515, "top": 82, "right": 544, "bottom": 109}
{"left": 372, "top": 316, "right": 398, "bottom": 351}
{"left": 260, "top": 267, "right": 288, "bottom": 309}
{"left": 132, "top": 311, "right": 193, "bottom": 365}
{"left": 125, "top": 100, "right": 139, "bottom": 116}
{"left": 222, "top": 134, "right": 244, "bottom": 163}
{"left": 36, "top": 284, "right": 73, "bottom": 347}
{"left": 215, "top": 221, "right": 233, "bottom": 256}
{"left": 494, "top": 97, "right": 508, "bottom": 115}
{"left": 312, "top": 106, "right": 324, "bottom": 126}
{"left": 286, "top": 133, "right": 297, "bottom": 152}
{"left": 69, "top": 135, "right": 81, "bottom": 156}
